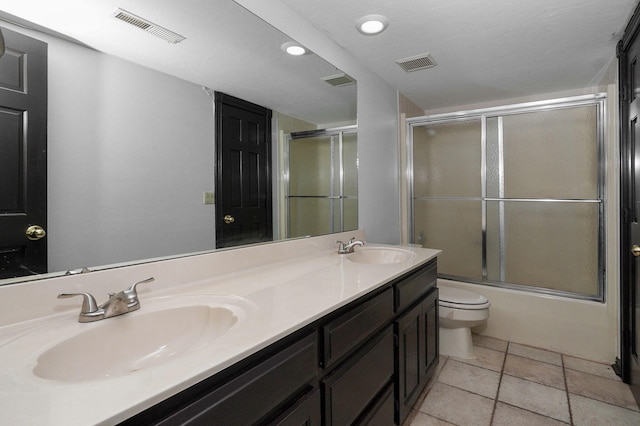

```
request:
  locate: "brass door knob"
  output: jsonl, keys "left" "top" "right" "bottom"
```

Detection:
{"left": 224, "top": 215, "right": 235, "bottom": 224}
{"left": 633, "top": 245, "right": 640, "bottom": 257}
{"left": 26, "top": 225, "right": 46, "bottom": 241}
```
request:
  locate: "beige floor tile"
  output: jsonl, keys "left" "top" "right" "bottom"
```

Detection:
{"left": 451, "top": 346, "right": 505, "bottom": 372}
{"left": 409, "top": 411, "right": 456, "bottom": 425}
{"left": 472, "top": 334, "right": 508, "bottom": 352}
{"left": 492, "top": 402, "right": 568, "bottom": 426}
{"left": 503, "top": 354, "right": 565, "bottom": 390}
{"left": 418, "top": 382, "right": 494, "bottom": 426}
{"left": 565, "top": 369, "right": 639, "bottom": 411}
{"left": 563, "top": 355, "right": 620, "bottom": 381}
{"left": 437, "top": 359, "right": 501, "bottom": 399}
{"left": 570, "top": 393, "right": 640, "bottom": 425}
{"left": 508, "top": 343, "right": 563, "bottom": 366}
{"left": 498, "top": 375, "right": 570, "bottom": 423}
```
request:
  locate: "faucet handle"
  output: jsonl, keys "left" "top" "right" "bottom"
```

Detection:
{"left": 58, "top": 292, "right": 99, "bottom": 314}
{"left": 127, "top": 277, "right": 155, "bottom": 294}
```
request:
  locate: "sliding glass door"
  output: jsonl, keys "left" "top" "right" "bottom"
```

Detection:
{"left": 408, "top": 95, "right": 605, "bottom": 300}
{"left": 286, "top": 127, "right": 357, "bottom": 238}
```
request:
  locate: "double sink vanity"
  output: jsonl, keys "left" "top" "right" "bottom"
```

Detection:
{"left": 0, "top": 231, "right": 440, "bottom": 425}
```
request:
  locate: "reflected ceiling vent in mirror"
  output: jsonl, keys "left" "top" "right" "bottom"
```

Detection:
{"left": 321, "top": 73, "right": 356, "bottom": 87}
{"left": 396, "top": 53, "right": 437, "bottom": 72}
{"left": 113, "top": 8, "right": 186, "bottom": 44}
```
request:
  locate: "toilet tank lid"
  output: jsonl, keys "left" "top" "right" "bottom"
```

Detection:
{"left": 439, "top": 286, "right": 489, "bottom": 305}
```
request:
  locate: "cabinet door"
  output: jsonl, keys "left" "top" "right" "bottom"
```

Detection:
{"left": 422, "top": 288, "right": 439, "bottom": 378}
{"left": 395, "top": 302, "right": 424, "bottom": 424}
{"left": 395, "top": 286, "right": 439, "bottom": 424}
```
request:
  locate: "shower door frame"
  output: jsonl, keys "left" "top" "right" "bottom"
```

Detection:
{"left": 406, "top": 93, "right": 607, "bottom": 302}
{"left": 284, "top": 125, "right": 357, "bottom": 238}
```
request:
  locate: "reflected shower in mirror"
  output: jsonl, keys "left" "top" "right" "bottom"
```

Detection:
{"left": 0, "top": 0, "right": 356, "bottom": 286}
{"left": 285, "top": 127, "right": 358, "bottom": 238}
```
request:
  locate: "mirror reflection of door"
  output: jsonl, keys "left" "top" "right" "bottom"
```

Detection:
{"left": 0, "top": 27, "right": 47, "bottom": 279}
{"left": 215, "top": 93, "right": 272, "bottom": 248}
{"left": 621, "top": 14, "right": 640, "bottom": 402}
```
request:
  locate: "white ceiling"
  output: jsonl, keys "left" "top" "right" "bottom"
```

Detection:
{"left": 0, "top": 0, "right": 637, "bottom": 118}
{"left": 283, "top": 0, "right": 638, "bottom": 111}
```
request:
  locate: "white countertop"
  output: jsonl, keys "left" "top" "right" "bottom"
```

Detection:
{"left": 0, "top": 237, "right": 439, "bottom": 425}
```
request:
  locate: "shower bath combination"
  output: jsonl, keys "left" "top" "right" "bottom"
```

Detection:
{"left": 285, "top": 126, "right": 358, "bottom": 238}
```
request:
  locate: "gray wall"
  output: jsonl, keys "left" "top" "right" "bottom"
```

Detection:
{"left": 5, "top": 25, "right": 216, "bottom": 272}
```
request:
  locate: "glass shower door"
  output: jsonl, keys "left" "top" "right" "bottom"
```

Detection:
{"left": 286, "top": 127, "right": 357, "bottom": 238}
{"left": 409, "top": 96, "right": 604, "bottom": 300}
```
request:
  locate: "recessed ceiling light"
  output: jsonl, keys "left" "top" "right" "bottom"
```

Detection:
{"left": 281, "top": 41, "right": 309, "bottom": 56}
{"left": 356, "top": 14, "right": 389, "bottom": 35}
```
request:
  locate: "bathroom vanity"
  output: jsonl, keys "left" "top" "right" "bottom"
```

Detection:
{"left": 0, "top": 232, "right": 440, "bottom": 425}
{"left": 122, "top": 257, "right": 438, "bottom": 425}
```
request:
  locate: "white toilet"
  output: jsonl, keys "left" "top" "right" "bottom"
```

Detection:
{"left": 438, "top": 286, "right": 491, "bottom": 359}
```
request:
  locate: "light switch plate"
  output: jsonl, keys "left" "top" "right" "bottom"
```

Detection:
{"left": 203, "top": 191, "right": 215, "bottom": 204}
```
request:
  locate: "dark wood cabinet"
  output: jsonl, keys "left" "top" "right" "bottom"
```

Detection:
{"left": 271, "top": 389, "right": 322, "bottom": 426}
{"left": 394, "top": 259, "right": 437, "bottom": 312}
{"left": 120, "top": 258, "right": 438, "bottom": 426}
{"left": 395, "top": 287, "right": 439, "bottom": 424}
{"left": 321, "top": 287, "right": 393, "bottom": 369}
{"left": 322, "top": 326, "right": 394, "bottom": 425}
{"left": 122, "top": 333, "right": 319, "bottom": 426}
{"left": 357, "top": 383, "right": 395, "bottom": 426}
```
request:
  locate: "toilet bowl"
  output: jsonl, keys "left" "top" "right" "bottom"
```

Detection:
{"left": 438, "top": 286, "right": 490, "bottom": 359}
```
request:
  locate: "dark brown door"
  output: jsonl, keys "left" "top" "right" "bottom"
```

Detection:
{"left": 215, "top": 92, "right": 272, "bottom": 248}
{"left": 0, "top": 27, "right": 47, "bottom": 278}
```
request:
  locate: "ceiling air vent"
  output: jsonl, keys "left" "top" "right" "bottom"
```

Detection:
{"left": 396, "top": 53, "right": 437, "bottom": 72}
{"left": 322, "top": 73, "right": 356, "bottom": 87}
{"left": 114, "top": 8, "right": 186, "bottom": 44}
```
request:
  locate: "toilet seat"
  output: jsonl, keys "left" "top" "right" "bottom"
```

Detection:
{"left": 439, "top": 287, "right": 490, "bottom": 310}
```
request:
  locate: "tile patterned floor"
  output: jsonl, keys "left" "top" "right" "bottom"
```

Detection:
{"left": 404, "top": 335, "right": 640, "bottom": 425}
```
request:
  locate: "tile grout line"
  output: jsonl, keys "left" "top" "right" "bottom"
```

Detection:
{"left": 488, "top": 341, "right": 508, "bottom": 425}
{"left": 413, "top": 339, "right": 639, "bottom": 426}
{"left": 561, "top": 354, "right": 574, "bottom": 425}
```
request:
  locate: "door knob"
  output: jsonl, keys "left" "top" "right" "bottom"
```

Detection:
{"left": 633, "top": 245, "right": 640, "bottom": 257}
{"left": 25, "top": 225, "right": 46, "bottom": 241}
{"left": 224, "top": 215, "right": 235, "bottom": 224}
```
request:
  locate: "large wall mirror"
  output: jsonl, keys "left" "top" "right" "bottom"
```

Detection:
{"left": 0, "top": 0, "right": 357, "bottom": 286}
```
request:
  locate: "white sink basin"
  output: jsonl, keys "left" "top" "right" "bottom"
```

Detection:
{"left": 346, "top": 247, "right": 415, "bottom": 264}
{"left": 31, "top": 294, "right": 252, "bottom": 382}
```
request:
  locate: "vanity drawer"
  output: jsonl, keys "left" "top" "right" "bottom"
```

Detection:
{"left": 356, "top": 383, "right": 394, "bottom": 426}
{"left": 271, "top": 389, "right": 322, "bottom": 426}
{"left": 321, "top": 287, "right": 393, "bottom": 368}
{"left": 322, "top": 326, "right": 394, "bottom": 426}
{"left": 394, "top": 259, "right": 437, "bottom": 313}
{"left": 156, "top": 333, "right": 318, "bottom": 425}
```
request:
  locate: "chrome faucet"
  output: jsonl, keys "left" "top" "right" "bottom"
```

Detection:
{"left": 58, "top": 277, "right": 155, "bottom": 323}
{"left": 336, "top": 237, "right": 365, "bottom": 254}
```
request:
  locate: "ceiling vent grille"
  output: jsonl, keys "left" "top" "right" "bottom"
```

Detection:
{"left": 321, "top": 73, "right": 356, "bottom": 87}
{"left": 114, "top": 9, "right": 186, "bottom": 44}
{"left": 396, "top": 53, "right": 437, "bottom": 72}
